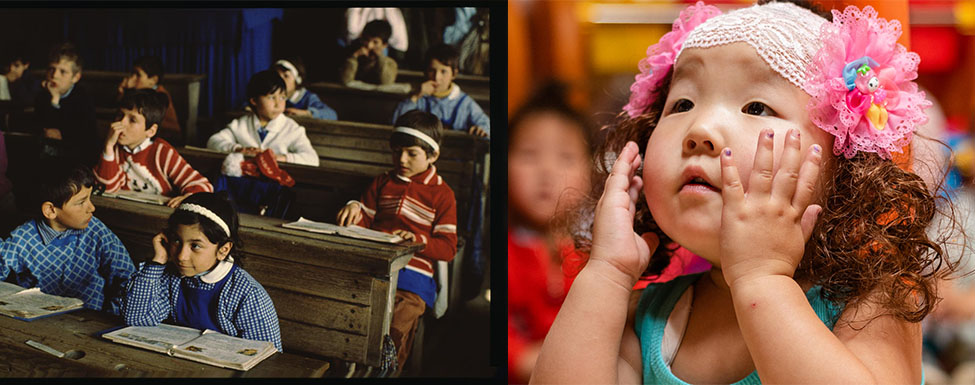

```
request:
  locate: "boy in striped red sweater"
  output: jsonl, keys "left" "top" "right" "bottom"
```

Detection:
{"left": 94, "top": 89, "right": 212, "bottom": 208}
{"left": 337, "top": 110, "right": 458, "bottom": 374}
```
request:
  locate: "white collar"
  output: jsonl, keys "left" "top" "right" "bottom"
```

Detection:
{"left": 198, "top": 256, "right": 235, "bottom": 284}
{"left": 289, "top": 87, "right": 305, "bottom": 104}
{"left": 123, "top": 137, "right": 153, "bottom": 154}
{"left": 252, "top": 112, "right": 285, "bottom": 131}
{"left": 444, "top": 83, "right": 462, "bottom": 100}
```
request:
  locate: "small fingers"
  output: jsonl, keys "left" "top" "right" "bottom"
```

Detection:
{"left": 800, "top": 204, "right": 823, "bottom": 242}
{"left": 747, "top": 129, "right": 776, "bottom": 197}
{"left": 720, "top": 148, "right": 745, "bottom": 209}
{"left": 605, "top": 141, "right": 640, "bottom": 195}
{"left": 791, "top": 144, "right": 824, "bottom": 209}
{"left": 771, "top": 129, "right": 803, "bottom": 202}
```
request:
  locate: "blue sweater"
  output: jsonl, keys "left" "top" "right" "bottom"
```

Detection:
{"left": 289, "top": 88, "right": 337, "bottom": 121}
{"left": 392, "top": 84, "right": 490, "bottom": 135}
{"left": 0, "top": 217, "right": 135, "bottom": 314}
{"left": 121, "top": 261, "right": 283, "bottom": 352}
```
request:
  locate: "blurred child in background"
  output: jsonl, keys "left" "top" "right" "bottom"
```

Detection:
{"left": 34, "top": 42, "right": 97, "bottom": 166}
{"left": 273, "top": 57, "right": 337, "bottom": 120}
{"left": 341, "top": 19, "right": 399, "bottom": 86}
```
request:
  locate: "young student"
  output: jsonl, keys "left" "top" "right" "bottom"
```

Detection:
{"left": 507, "top": 82, "right": 593, "bottom": 384}
{"left": 34, "top": 42, "right": 98, "bottom": 166}
{"left": 207, "top": 70, "right": 319, "bottom": 167}
{"left": 273, "top": 57, "right": 338, "bottom": 120}
{"left": 120, "top": 192, "right": 282, "bottom": 352}
{"left": 391, "top": 43, "right": 489, "bottom": 138}
{"left": 533, "top": 2, "right": 963, "bottom": 384}
{"left": 117, "top": 56, "right": 183, "bottom": 146}
{"left": 0, "top": 163, "right": 135, "bottom": 314}
{"left": 0, "top": 53, "right": 28, "bottom": 101}
{"left": 340, "top": 19, "right": 398, "bottom": 86}
{"left": 336, "top": 110, "right": 457, "bottom": 373}
{"left": 94, "top": 89, "right": 213, "bottom": 209}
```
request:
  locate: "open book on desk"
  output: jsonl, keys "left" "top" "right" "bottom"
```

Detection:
{"left": 100, "top": 190, "right": 169, "bottom": 205}
{"left": 282, "top": 217, "right": 403, "bottom": 244}
{"left": 0, "top": 281, "right": 84, "bottom": 321}
{"left": 103, "top": 324, "right": 277, "bottom": 371}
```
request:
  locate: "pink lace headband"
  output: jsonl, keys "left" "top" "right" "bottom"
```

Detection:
{"left": 623, "top": 1, "right": 930, "bottom": 160}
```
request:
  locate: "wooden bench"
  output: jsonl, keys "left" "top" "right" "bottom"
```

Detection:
{"left": 91, "top": 196, "right": 423, "bottom": 367}
{"left": 305, "top": 81, "right": 490, "bottom": 126}
{"left": 30, "top": 69, "right": 206, "bottom": 146}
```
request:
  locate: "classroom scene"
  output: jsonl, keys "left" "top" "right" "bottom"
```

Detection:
{"left": 0, "top": 6, "right": 493, "bottom": 379}
{"left": 510, "top": 1, "right": 975, "bottom": 384}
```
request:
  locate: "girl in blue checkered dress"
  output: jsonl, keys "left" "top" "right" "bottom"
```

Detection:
{"left": 120, "top": 192, "right": 282, "bottom": 352}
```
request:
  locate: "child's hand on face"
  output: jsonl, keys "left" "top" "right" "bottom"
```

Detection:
{"left": 105, "top": 121, "right": 124, "bottom": 154}
{"left": 418, "top": 81, "right": 436, "bottom": 97}
{"left": 41, "top": 79, "right": 60, "bottom": 105}
{"left": 151, "top": 232, "right": 170, "bottom": 264}
{"left": 718, "top": 129, "right": 824, "bottom": 288}
{"left": 166, "top": 193, "right": 192, "bottom": 209}
{"left": 336, "top": 202, "right": 362, "bottom": 226}
{"left": 589, "top": 141, "right": 661, "bottom": 288}
{"left": 468, "top": 125, "right": 488, "bottom": 138}
{"left": 353, "top": 45, "right": 370, "bottom": 59}
{"left": 392, "top": 229, "right": 416, "bottom": 242}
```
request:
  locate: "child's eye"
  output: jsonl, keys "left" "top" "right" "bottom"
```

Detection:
{"left": 671, "top": 99, "right": 694, "bottom": 113}
{"left": 743, "top": 102, "right": 776, "bottom": 116}
{"left": 190, "top": 243, "right": 202, "bottom": 250}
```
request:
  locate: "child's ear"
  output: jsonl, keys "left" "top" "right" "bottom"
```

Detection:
{"left": 428, "top": 151, "right": 439, "bottom": 164}
{"left": 217, "top": 242, "right": 233, "bottom": 261}
{"left": 146, "top": 123, "right": 159, "bottom": 138}
{"left": 71, "top": 70, "right": 82, "bottom": 84}
{"left": 41, "top": 201, "right": 58, "bottom": 220}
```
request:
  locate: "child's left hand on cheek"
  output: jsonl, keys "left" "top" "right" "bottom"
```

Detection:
{"left": 718, "top": 128, "right": 824, "bottom": 288}
{"left": 392, "top": 229, "right": 417, "bottom": 242}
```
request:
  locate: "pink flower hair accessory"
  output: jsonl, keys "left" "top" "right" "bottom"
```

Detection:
{"left": 805, "top": 5, "right": 932, "bottom": 160}
{"left": 622, "top": 1, "right": 721, "bottom": 118}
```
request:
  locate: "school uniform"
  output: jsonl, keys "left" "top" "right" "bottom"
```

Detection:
{"left": 0, "top": 217, "right": 135, "bottom": 314}
{"left": 288, "top": 87, "right": 337, "bottom": 121}
{"left": 33, "top": 83, "right": 98, "bottom": 165}
{"left": 206, "top": 112, "right": 319, "bottom": 167}
{"left": 95, "top": 137, "right": 213, "bottom": 197}
{"left": 391, "top": 83, "right": 490, "bottom": 136}
{"left": 121, "top": 257, "right": 283, "bottom": 352}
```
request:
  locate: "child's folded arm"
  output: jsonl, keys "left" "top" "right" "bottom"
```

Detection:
{"left": 232, "top": 281, "right": 283, "bottom": 352}
{"left": 93, "top": 151, "right": 126, "bottom": 193}
{"left": 305, "top": 92, "right": 337, "bottom": 120}
{"left": 468, "top": 99, "right": 491, "bottom": 135}
{"left": 417, "top": 194, "right": 458, "bottom": 261}
{"left": 120, "top": 262, "right": 171, "bottom": 327}
{"left": 206, "top": 127, "right": 241, "bottom": 153}
{"left": 161, "top": 145, "right": 213, "bottom": 194}
{"left": 285, "top": 128, "right": 319, "bottom": 166}
{"left": 340, "top": 56, "right": 358, "bottom": 85}
{"left": 94, "top": 222, "right": 136, "bottom": 315}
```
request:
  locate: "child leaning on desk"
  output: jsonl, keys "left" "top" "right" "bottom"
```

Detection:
{"left": 94, "top": 89, "right": 213, "bottom": 208}
{"left": 207, "top": 70, "right": 319, "bottom": 167}
{"left": 120, "top": 192, "right": 283, "bottom": 352}
{"left": 336, "top": 110, "right": 458, "bottom": 374}
{"left": 0, "top": 162, "right": 135, "bottom": 314}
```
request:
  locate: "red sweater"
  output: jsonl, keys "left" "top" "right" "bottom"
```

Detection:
{"left": 94, "top": 138, "right": 213, "bottom": 197}
{"left": 354, "top": 166, "right": 458, "bottom": 278}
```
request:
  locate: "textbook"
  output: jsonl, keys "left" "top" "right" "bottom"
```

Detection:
{"left": 102, "top": 324, "right": 277, "bottom": 371}
{"left": 101, "top": 190, "right": 169, "bottom": 205}
{"left": 282, "top": 217, "right": 404, "bottom": 244}
{"left": 0, "top": 281, "right": 84, "bottom": 321}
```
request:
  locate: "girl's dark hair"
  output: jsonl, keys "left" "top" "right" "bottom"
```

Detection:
{"left": 165, "top": 192, "right": 244, "bottom": 266}
{"left": 576, "top": 0, "right": 964, "bottom": 323}
{"left": 246, "top": 69, "right": 286, "bottom": 107}
{"left": 391, "top": 109, "right": 443, "bottom": 156}
{"left": 119, "top": 89, "right": 169, "bottom": 132}
{"left": 273, "top": 56, "right": 306, "bottom": 87}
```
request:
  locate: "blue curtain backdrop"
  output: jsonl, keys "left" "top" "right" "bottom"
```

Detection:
{"left": 60, "top": 8, "right": 282, "bottom": 118}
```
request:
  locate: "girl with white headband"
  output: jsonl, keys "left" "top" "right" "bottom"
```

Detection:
{"left": 273, "top": 57, "right": 337, "bottom": 121}
{"left": 534, "top": 1, "right": 964, "bottom": 383}
{"left": 120, "top": 192, "right": 282, "bottom": 352}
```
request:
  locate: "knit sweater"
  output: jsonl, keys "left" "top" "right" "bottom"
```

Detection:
{"left": 392, "top": 83, "right": 490, "bottom": 135}
{"left": 207, "top": 112, "right": 320, "bottom": 167}
{"left": 94, "top": 137, "right": 213, "bottom": 197}
{"left": 353, "top": 166, "right": 458, "bottom": 278}
{"left": 121, "top": 260, "right": 283, "bottom": 352}
{"left": 0, "top": 217, "right": 135, "bottom": 314}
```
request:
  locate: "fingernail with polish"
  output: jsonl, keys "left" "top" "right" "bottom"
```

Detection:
{"left": 812, "top": 144, "right": 821, "bottom": 153}
{"left": 723, "top": 148, "right": 732, "bottom": 157}
{"left": 766, "top": 130, "right": 774, "bottom": 139}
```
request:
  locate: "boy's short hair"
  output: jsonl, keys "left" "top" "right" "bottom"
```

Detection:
{"left": 119, "top": 89, "right": 170, "bottom": 132}
{"left": 391, "top": 110, "right": 443, "bottom": 156}
{"left": 361, "top": 19, "right": 393, "bottom": 44}
{"left": 29, "top": 161, "right": 96, "bottom": 220}
{"left": 246, "top": 70, "right": 286, "bottom": 107}
{"left": 425, "top": 43, "right": 459, "bottom": 73}
{"left": 273, "top": 56, "right": 306, "bottom": 86}
{"left": 48, "top": 42, "right": 83, "bottom": 73}
{"left": 133, "top": 55, "right": 165, "bottom": 82}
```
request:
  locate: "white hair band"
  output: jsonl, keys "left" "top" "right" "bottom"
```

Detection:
{"left": 394, "top": 126, "right": 439, "bottom": 153}
{"left": 274, "top": 59, "right": 302, "bottom": 84}
{"left": 178, "top": 203, "right": 231, "bottom": 237}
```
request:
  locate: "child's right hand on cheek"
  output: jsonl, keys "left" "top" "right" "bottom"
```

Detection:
{"left": 105, "top": 121, "right": 124, "bottom": 153}
{"left": 589, "top": 141, "right": 660, "bottom": 289}
{"left": 151, "top": 232, "right": 170, "bottom": 265}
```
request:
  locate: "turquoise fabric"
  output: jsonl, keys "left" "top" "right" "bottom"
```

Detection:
{"left": 634, "top": 272, "right": 844, "bottom": 384}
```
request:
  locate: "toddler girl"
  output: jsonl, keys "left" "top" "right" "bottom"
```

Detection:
{"left": 533, "top": 1, "right": 961, "bottom": 383}
{"left": 121, "top": 192, "right": 282, "bottom": 352}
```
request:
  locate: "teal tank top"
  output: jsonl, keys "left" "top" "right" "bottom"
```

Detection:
{"left": 633, "top": 272, "right": 844, "bottom": 385}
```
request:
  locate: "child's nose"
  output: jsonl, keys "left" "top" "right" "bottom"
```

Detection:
{"left": 682, "top": 119, "right": 726, "bottom": 156}
{"left": 177, "top": 246, "right": 192, "bottom": 261}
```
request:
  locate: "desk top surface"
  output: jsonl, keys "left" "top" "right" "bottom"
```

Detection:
{"left": 0, "top": 308, "right": 328, "bottom": 377}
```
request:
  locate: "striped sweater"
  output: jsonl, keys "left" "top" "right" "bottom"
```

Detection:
{"left": 353, "top": 166, "right": 458, "bottom": 278}
{"left": 94, "top": 138, "right": 213, "bottom": 197}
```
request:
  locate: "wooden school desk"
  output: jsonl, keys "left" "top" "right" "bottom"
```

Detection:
{"left": 0, "top": 309, "right": 328, "bottom": 377}
{"left": 91, "top": 195, "right": 424, "bottom": 367}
